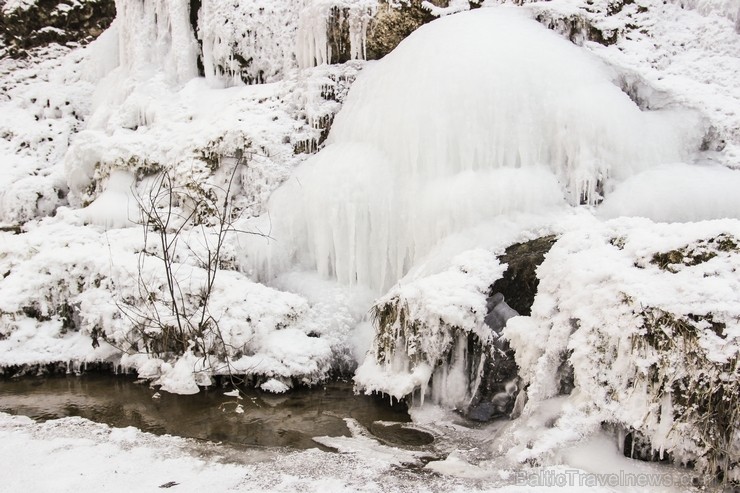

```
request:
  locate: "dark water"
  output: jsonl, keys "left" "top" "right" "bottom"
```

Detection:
{"left": 0, "top": 375, "right": 433, "bottom": 450}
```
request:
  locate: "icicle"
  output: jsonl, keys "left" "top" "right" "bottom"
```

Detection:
{"left": 254, "top": 8, "right": 697, "bottom": 292}
{"left": 114, "top": 0, "right": 199, "bottom": 83}
{"left": 296, "top": 1, "right": 376, "bottom": 69}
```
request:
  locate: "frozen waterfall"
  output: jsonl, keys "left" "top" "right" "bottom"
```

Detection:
{"left": 250, "top": 7, "right": 701, "bottom": 292}
{"left": 114, "top": 0, "right": 200, "bottom": 83}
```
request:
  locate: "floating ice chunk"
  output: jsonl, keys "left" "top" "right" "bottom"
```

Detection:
{"left": 260, "top": 378, "right": 290, "bottom": 393}
{"left": 424, "top": 452, "right": 493, "bottom": 479}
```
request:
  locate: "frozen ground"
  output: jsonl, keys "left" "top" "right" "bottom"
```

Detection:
{"left": 0, "top": 410, "right": 706, "bottom": 493}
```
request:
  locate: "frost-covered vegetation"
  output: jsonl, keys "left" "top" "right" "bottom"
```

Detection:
{"left": 355, "top": 249, "right": 503, "bottom": 406}
{"left": 1, "top": 0, "right": 740, "bottom": 486}
{"left": 505, "top": 219, "right": 740, "bottom": 481}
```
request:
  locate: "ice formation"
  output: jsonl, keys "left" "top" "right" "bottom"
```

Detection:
{"left": 254, "top": 7, "right": 699, "bottom": 292}
{"left": 504, "top": 218, "right": 740, "bottom": 480}
{"left": 114, "top": 0, "right": 199, "bottom": 83}
{"left": 354, "top": 249, "right": 504, "bottom": 407}
{"left": 296, "top": 0, "right": 376, "bottom": 69}
{"left": 198, "top": 0, "right": 376, "bottom": 85}
{"left": 78, "top": 0, "right": 378, "bottom": 89}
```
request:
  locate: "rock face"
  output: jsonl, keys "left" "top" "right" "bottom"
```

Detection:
{"left": 465, "top": 236, "right": 559, "bottom": 421}
{"left": 466, "top": 293, "right": 520, "bottom": 421}
{"left": 365, "top": 0, "right": 439, "bottom": 60}
{"left": 0, "top": 0, "right": 116, "bottom": 57}
{"left": 490, "top": 235, "right": 558, "bottom": 316}
{"left": 365, "top": 0, "right": 488, "bottom": 60}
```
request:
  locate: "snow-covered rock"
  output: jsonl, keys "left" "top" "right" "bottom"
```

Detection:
{"left": 0, "top": 0, "right": 115, "bottom": 57}
{"left": 505, "top": 218, "right": 740, "bottom": 481}
{"left": 355, "top": 249, "right": 504, "bottom": 408}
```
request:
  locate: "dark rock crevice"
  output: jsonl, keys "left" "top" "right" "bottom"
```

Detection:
{"left": 0, "top": 0, "right": 116, "bottom": 58}
{"left": 490, "top": 235, "right": 558, "bottom": 316}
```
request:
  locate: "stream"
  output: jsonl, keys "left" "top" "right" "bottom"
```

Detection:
{"left": 0, "top": 374, "right": 435, "bottom": 451}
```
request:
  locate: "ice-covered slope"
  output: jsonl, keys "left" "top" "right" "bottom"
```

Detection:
{"left": 0, "top": 0, "right": 377, "bottom": 389}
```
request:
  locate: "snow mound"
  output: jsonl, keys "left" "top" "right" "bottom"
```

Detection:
{"left": 599, "top": 163, "right": 740, "bottom": 222}
{"left": 254, "top": 7, "right": 700, "bottom": 292}
{"left": 328, "top": 7, "right": 698, "bottom": 203}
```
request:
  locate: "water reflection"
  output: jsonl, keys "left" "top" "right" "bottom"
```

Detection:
{"left": 0, "top": 375, "right": 429, "bottom": 450}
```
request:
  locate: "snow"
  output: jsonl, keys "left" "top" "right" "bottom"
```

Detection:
{"left": 0, "top": 410, "right": 705, "bottom": 492}
{"left": 2, "top": 0, "right": 737, "bottom": 390}
{"left": 260, "top": 378, "right": 291, "bottom": 393}
{"left": 665, "top": 0, "right": 740, "bottom": 25}
{"left": 544, "top": 0, "right": 740, "bottom": 167}
{"left": 79, "top": 169, "right": 139, "bottom": 228}
{"left": 504, "top": 217, "right": 740, "bottom": 478}
{"left": 599, "top": 163, "right": 740, "bottom": 222}
{"left": 155, "top": 351, "right": 203, "bottom": 395}
{"left": 1, "top": 0, "right": 740, "bottom": 486}
{"left": 1, "top": 0, "right": 36, "bottom": 14}
{"left": 0, "top": 217, "right": 351, "bottom": 392}
{"left": 354, "top": 249, "right": 504, "bottom": 406}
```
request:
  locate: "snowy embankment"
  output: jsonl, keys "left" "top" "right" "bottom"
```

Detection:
{"left": 0, "top": 0, "right": 373, "bottom": 391}
{"left": 0, "top": 410, "right": 703, "bottom": 492}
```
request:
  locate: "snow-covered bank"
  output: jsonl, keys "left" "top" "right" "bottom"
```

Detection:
{"left": 0, "top": 216, "right": 377, "bottom": 392}
{"left": 1, "top": 0, "right": 738, "bottom": 389}
{"left": 0, "top": 411, "right": 707, "bottom": 492}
